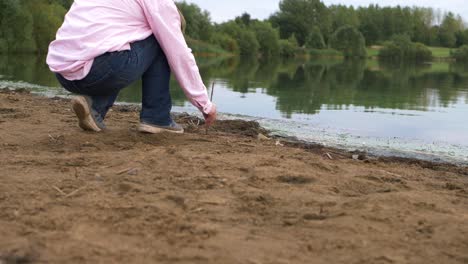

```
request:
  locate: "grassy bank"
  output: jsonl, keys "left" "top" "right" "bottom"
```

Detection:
{"left": 308, "top": 46, "right": 458, "bottom": 60}
{"left": 186, "top": 38, "right": 233, "bottom": 56}
{"left": 366, "top": 46, "right": 381, "bottom": 58}
{"left": 309, "top": 46, "right": 454, "bottom": 60}
{"left": 366, "top": 46, "right": 454, "bottom": 60}
{"left": 309, "top": 48, "right": 343, "bottom": 58}
{"left": 428, "top": 47, "right": 453, "bottom": 58}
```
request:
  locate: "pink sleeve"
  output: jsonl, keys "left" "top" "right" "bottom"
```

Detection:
{"left": 138, "top": 0, "right": 212, "bottom": 114}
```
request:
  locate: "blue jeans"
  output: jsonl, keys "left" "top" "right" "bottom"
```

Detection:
{"left": 56, "top": 35, "right": 173, "bottom": 126}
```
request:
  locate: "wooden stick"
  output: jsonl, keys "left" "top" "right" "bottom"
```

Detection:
{"left": 210, "top": 81, "right": 215, "bottom": 101}
{"left": 117, "top": 167, "right": 134, "bottom": 175}
{"left": 65, "top": 185, "right": 87, "bottom": 198}
{"left": 52, "top": 185, "right": 66, "bottom": 196}
{"left": 206, "top": 81, "right": 216, "bottom": 135}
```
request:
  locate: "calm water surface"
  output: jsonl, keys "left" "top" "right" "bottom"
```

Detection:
{"left": 1, "top": 54, "right": 468, "bottom": 163}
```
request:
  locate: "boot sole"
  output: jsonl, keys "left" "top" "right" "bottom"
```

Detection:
{"left": 137, "top": 123, "right": 184, "bottom": 134}
{"left": 71, "top": 97, "right": 102, "bottom": 132}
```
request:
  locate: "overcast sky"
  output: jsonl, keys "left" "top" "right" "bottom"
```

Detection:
{"left": 186, "top": 0, "right": 468, "bottom": 23}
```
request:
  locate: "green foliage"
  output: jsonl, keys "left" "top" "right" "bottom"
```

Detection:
{"left": 0, "top": 0, "right": 36, "bottom": 53}
{"left": 438, "top": 12, "right": 464, "bottom": 48}
{"left": 210, "top": 32, "right": 239, "bottom": 54}
{"left": 379, "top": 35, "right": 433, "bottom": 62}
{"left": 356, "top": 5, "right": 382, "bottom": 45}
{"left": 176, "top": 1, "right": 213, "bottom": 41}
{"left": 14, "top": 8, "right": 36, "bottom": 52}
{"left": 357, "top": 5, "right": 417, "bottom": 46}
{"left": 411, "top": 7, "right": 436, "bottom": 44}
{"left": 0, "top": 0, "right": 17, "bottom": 52}
{"left": 279, "top": 35, "right": 299, "bottom": 58}
{"left": 428, "top": 26, "right": 441, "bottom": 47}
{"left": 27, "top": 1, "right": 67, "bottom": 52}
{"left": 185, "top": 37, "right": 230, "bottom": 55}
{"left": 0, "top": 0, "right": 69, "bottom": 53}
{"left": 219, "top": 21, "right": 259, "bottom": 56}
{"left": 439, "top": 30, "right": 457, "bottom": 49}
{"left": 329, "top": 5, "right": 360, "bottom": 33}
{"left": 451, "top": 45, "right": 468, "bottom": 62}
{"left": 329, "top": 26, "right": 367, "bottom": 58}
{"left": 57, "top": 0, "right": 73, "bottom": 9}
{"left": 236, "top": 30, "right": 260, "bottom": 57}
{"left": 456, "top": 30, "right": 468, "bottom": 47}
{"left": 305, "top": 27, "right": 326, "bottom": 49}
{"left": 235, "top": 13, "right": 252, "bottom": 27}
{"left": 412, "top": 43, "right": 433, "bottom": 61}
{"left": 251, "top": 21, "right": 280, "bottom": 57}
{"left": 270, "top": 0, "right": 331, "bottom": 46}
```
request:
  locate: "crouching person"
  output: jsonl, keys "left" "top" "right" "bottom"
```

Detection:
{"left": 46, "top": 0, "right": 217, "bottom": 133}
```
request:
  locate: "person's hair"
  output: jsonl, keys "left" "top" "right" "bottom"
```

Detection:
{"left": 177, "top": 7, "right": 186, "bottom": 33}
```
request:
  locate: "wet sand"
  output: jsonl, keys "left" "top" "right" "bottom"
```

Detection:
{"left": 0, "top": 89, "right": 467, "bottom": 263}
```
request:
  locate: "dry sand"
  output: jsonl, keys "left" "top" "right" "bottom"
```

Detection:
{"left": 0, "top": 89, "right": 467, "bottom": 264}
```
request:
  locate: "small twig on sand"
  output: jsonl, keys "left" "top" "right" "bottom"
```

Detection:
{"left": 52, "top": 185, "right": 87, "bottom": 198}
{"left": 379, "top": 169, "right": 404, "bottom": 178}
{"left": 325, "top": 153, "right": 333, "bottom": 160}
{"left": 190, "top": 207, "right": 204, "bottom": 213}
{"left": 117, "top": 167, "right": 135, "bottom": 175}
{"left": 66, "top": 186, "right": 87, "bottom": 198}
{"left": 52, "top": 185, "right": 66, "bottom": 196}
{"left": 205, "top": 81, "right": 215, "bottom": 135}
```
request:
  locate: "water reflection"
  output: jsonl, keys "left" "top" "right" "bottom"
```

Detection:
{"left": 174, "top": 57, "right": 468, "bottom": 117}
{"left": 1, "top": 54, "right": 467, "bottom": 118}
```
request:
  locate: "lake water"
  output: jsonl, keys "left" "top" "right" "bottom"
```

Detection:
{"left": 1, "top": 54, "right": 468, "bottom": 164}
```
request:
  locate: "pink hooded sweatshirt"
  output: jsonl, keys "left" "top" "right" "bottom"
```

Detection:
{"left": 46, "top": 0, "right": 212, "bottom": 114}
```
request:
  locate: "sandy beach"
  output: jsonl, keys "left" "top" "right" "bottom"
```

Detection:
{"left": 0, "top": 89, "right": 467, "bottom": 264}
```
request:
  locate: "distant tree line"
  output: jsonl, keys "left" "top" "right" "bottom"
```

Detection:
{"left": 1, "top": 0, "right": 467, "bottom": 61}
{"left": 178, "top": 0, "right": 468, "bottom": 60}
{"left": 270, "top": 0, "right": 467, "bottom": 48}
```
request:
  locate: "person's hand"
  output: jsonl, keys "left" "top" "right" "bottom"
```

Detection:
{"left": 203, "top": 103, "right": 217, "bottom": 127}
